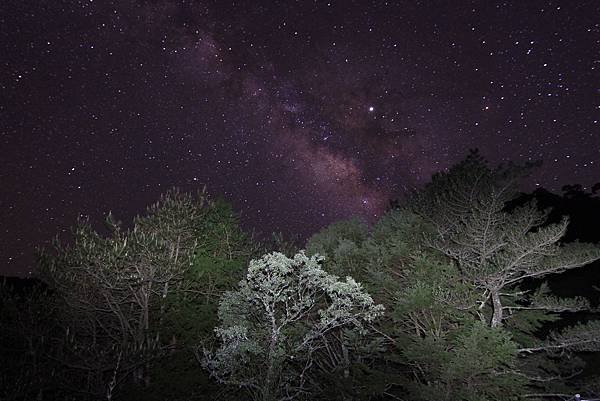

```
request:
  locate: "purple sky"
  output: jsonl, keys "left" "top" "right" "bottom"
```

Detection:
{"left": 1, "top": 0, "right": 599, "bottom": 276}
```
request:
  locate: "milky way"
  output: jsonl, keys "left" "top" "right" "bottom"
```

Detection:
{"left": 1, "top": 0, "right": 598, "bottom": 276}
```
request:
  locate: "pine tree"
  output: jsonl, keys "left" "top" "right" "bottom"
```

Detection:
{"left": 410, "top": 150, "right": 600, "bottom": 392}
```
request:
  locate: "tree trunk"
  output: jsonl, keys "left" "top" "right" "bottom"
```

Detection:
{"left": 263, "top": 313, "right": 279, "bottom": 401}
{"left": 490, "top": 290, "right": 503, "bottom": 328}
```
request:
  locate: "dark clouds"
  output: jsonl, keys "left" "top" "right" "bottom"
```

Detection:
{"left": 1, "top": 0, "right": 598, "bottom": 276}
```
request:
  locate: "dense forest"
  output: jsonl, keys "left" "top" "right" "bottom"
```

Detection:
{"left": 2, "top": 152, "right": 600, "bottom": 401}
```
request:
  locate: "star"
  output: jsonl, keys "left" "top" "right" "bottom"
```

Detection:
{"left": 0, "top": 0, "right": 598, "bottom": 276}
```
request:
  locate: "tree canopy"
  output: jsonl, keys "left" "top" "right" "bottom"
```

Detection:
{"left": 2, "top": 153, "right": 600, "bottom": 401}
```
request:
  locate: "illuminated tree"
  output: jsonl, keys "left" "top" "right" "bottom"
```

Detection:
{"left": 411, "top": 150, "right": 600, "bottom": 329}
{"left": 203, "top": 251, "right": 384, "bottom": 401}
{"left": 410, "top": 151, "right": 600, "bottom": 396}
{"left": 39, "top": 189, "right": 253, "bottom": 399}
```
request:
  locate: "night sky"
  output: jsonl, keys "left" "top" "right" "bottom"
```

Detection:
{"left": 1, "top": 1, "right": 599, "bottom": 276}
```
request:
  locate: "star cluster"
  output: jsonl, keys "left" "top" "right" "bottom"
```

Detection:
{"left": 1, "top": 0, "right": 598, "bottom": 276}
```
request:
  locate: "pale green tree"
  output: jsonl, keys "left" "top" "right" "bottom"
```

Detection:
{"left": 203, "top": 251, "right": 384, "bottom": 401}
{"left": 39, "top": 189, "right": 225, "bottom": 399}
{"left": 410, "top": 151, "right": 600, "bottom": 395}
{"left": 411, "top": 151, "right": 600, "bottom": 329}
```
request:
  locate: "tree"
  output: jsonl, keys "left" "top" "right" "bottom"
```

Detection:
{"left": 142, "top": 198, "right": 258, "bottom": 401}
{"left": 304, "top": 209, "right": 527, "bottom": 401}
{"left": 410, "top": 151, "right": 600, "bottom": 327}
{"left": 305, "top": 218, "right": 370, "bottom": 279}
{"left": 38, "top": 189, "right": 229, "bottom": 399}
{"left": 302, "top": 150, "right": 600, "bottom": 399}
{"left": 409, "top": 150, "right": 600, "bottom": 393}
{"left": 203, "top": 251, "right": 384, "bottom": 401}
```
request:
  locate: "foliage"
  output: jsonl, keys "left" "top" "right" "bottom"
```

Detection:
{"left": 406, "top": 150, "right": 600, "bottom": 395}
{"left": 3, "top": 153, "right": 600, "bottom": 401}
{"left": 139, "top": 199, "right": 257, "bottom": 401}
{"left": 306, "top": 218, "right": 370, "bottom": 278}
{"left": 36, "top": 190, "right": 255, "bottom": 400}
{"left": 410, "top": 151, "right": 600, "bottom": 327}
{"left": 299, "top": 151, "right": 600, "bottom": 400}
{"left": 203, "top": 251, "right": 384, "bottom": 401}
{"left": 358, "top": 209, "right": 525, "bottom": 400}
{"left": 402, "top": 321, "right": 524, "bottom": 401}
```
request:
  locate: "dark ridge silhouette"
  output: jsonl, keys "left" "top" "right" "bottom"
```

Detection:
{"left": 0, "top": 276, "right": 47, "bottom": 295}
{"left": 512, "top": 185, "right": 600, "bottom": 244}
{"left": 509, "top": 186, "right": 600, "bottom": 304}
